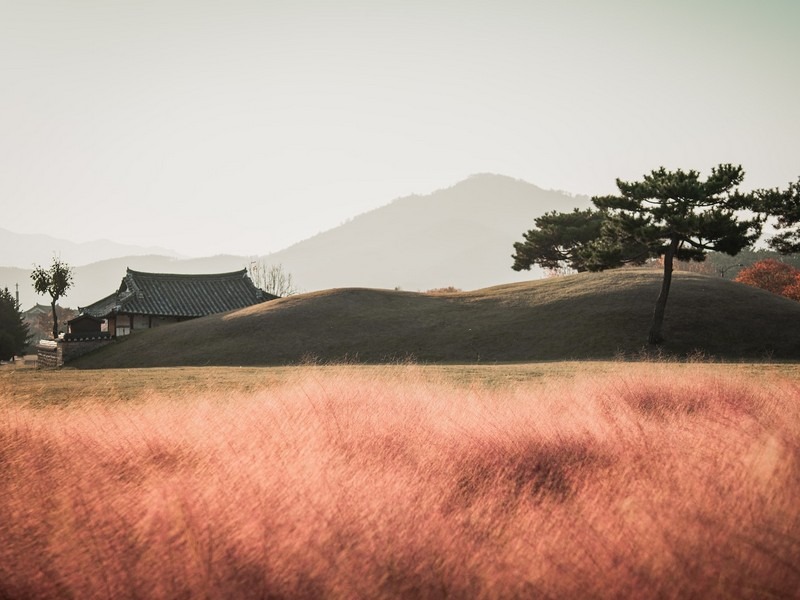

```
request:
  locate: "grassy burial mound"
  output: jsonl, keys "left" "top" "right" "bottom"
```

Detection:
{"left": 74, "top": 269, "right": 800, "bottom": 368}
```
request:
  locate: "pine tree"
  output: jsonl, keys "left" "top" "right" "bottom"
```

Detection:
{"left": 512, "top": 165, "right": 761, "bottom": 345}
{"left": 512, "top": 209, "right": 652, "bottom": 274}
{"left": 592, "top": 165, "right": 761, "bottom": 344}
{"left": 756, "top": 177, "right": 800, "bottom": 253}
{"left": 0, "top": 287, "right": 30, "bottom": 361}
{"left": 512, "top": 209, "right": 607, "bottom": 273}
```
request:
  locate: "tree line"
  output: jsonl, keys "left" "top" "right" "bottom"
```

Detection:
{"left": 512, "top": 164, "right": 800, "bottom": 345}
{"left": 0, "top": 258, "right": 74, "bottom": 360}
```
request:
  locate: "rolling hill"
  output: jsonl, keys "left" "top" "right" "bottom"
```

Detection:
{"left": 2, "top": 173, "right": 588, "bottom": 310}
{"left": 73, "top": 270, "right": 800, "bottom": 368}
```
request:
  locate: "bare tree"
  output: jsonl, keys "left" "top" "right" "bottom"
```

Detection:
{"left": 247, "top": 261, "right": 298, "bottom": 297}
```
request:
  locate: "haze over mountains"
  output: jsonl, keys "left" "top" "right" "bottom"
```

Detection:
{"left": 1, "top": 174, "right": 590, "bottom": 310}
{"left": 266, "top": 174, "right": 589, "bottom": 292}
{"left": 0, "top": 229, "right": 181, "bottom": 269}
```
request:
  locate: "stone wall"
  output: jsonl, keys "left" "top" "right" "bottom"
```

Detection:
{"left": 62, "top": 338, "right": 113, "bottom": 363}
{"left": 36, "top": 341, "right": 61, "bottom": 368}
{"left": 37, "top": 337, "right": 114, "bottom": 368}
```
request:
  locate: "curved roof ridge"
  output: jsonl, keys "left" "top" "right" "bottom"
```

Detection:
{"left": 125, "top": 268, "right": 248, "bottom": 279}
{"left": 82, "top": 268, "right": 267, "bottom": 319}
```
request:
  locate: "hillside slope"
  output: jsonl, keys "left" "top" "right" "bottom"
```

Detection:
{"left": 74, "top": 270, "right": 800, "bottom": 368}
{"left": 265, "top": 173, "right": 590, "bottom": 292}
{"left": 3, "top": 174, "right": 587, "bottom": 310}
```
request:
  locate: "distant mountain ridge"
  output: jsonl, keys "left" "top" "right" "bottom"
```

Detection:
{"left": 1, "top": 174, "right": 590, "bottom": 310}
{"left": 265, "top": 173, "right": 591, "bottom": 292}
{"left": 0, "top": 228, "right": 181, "bottom": 269}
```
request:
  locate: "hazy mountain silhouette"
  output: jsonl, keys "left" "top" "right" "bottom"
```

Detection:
{"left": 1, "top": 174, "right": 589, "bottom": 310}
{"left": 0, "top": 228, "right": 181, "bottom": 269}
{"left": 264, "top": 173, "right": 590, "bottom": 291}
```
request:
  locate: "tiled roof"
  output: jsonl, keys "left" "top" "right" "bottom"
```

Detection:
{"left": 23, "top": 303, "right": 52, "bottom": 316}
{"left": 67, "top": 314, "right": 104, "bottom": 324}
{"left": 80, "top": 293, "right": 119, "bottom": 318}
{"left": 81, "top": 269, "right": 274, "bottom": 318}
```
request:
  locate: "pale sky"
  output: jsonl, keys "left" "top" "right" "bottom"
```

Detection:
{"left": 1, "top": 0, "right": 798, "bottom": 257}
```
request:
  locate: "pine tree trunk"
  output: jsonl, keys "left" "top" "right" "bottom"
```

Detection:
{"left": 50, "top": 298, "right": 58, "bottom": 340}
{"left": 648, "top": 237, "right": 679, "bottom": 345}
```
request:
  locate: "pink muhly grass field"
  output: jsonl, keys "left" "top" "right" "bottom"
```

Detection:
{"left": 1, "top": 366, "right": 799, "bottom": 599}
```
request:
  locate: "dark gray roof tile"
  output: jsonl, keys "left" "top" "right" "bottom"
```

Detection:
{"left": 81, "top": 269, "right": 275, "bottom": 318}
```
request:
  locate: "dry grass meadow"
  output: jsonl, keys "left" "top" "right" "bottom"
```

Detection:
{"left": 1, "top": 362, "right": 799, "bottom": 598}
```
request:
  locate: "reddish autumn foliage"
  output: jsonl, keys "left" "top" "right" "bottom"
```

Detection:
{"left": 734, "top": 259, "right": 800, "bottom": 300}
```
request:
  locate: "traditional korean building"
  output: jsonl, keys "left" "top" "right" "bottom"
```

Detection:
{"left": 80, "top": 268, "right": 276, "bottom": 337}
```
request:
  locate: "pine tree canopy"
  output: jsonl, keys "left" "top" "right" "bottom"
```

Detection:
{"left": 0, "top": 287, "right": 30, "bottom": 360}
{"left": 590, "top": 164, "right": 761, "bottom": 266}
{"left": 512, "top": 208, "right": 605, "bottom": 273}
{"left": 512, "top": 164, "right": 762, "bottom": 345}
{"left": 756, "top": 177, "right": 800, "bottom": 254}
